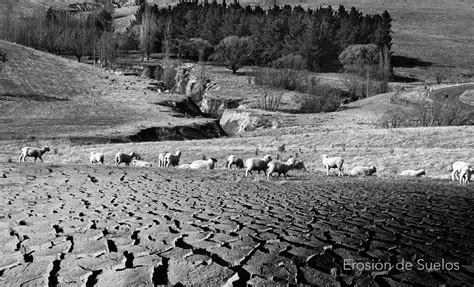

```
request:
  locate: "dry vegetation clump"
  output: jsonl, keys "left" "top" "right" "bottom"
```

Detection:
{"left": 380, "top": 100, "right": 472, "bottom": 128}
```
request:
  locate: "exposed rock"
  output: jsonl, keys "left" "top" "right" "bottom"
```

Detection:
{"left": 199, "top": 96, "right": 239, "bottom": 117}
{"left": 219, "top": 109, "right": 274, "bottom": 135}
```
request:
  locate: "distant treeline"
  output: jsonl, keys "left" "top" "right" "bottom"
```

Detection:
{"left": 0, "top": 7, "right": 117, "bottom": 65}
{"left": 129, "top": 1, "right": 392, "bottom": 71}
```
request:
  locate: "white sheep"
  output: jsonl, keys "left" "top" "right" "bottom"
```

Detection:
{"left": 400, "top": 169, "right": 425, "bottom": 177}
{"left": 350, "top": 166, "right": 377, "bottom": 177}
{"left": 189, "top": 158, "right": 218, "bottom": 169}
{"left": 115, "top": 152, "right": 139, "bottom": 166}
{"left": 227, "top": 155, "right": 244, "bottom": 169}
{"left": 459, "top": 166, "right": 471, "bottom": 186}
{"left": 165, "top": 150, "right": 182, "bottom": 167}
{"left": 267, "top": 161, "right": 294, "bottom": 180}
{"left": 132, "top": 159, "right": 153, "bottom": 167}
{"left": 321, "top": 154, "right": 344, "bottom": 176}
{"left": 19, "top": 146, "right": 50, "bottom": 163}
{"left": 286, "top": 158, "right": 307, "bottom": 171}
{"left": 245, "top": 155, "right": 272, "bottom": 177}
{"left": 451, "top": 161, "right": 471, "bottom": 182}
{"left": 89, "top": 152, "right": 104, "bottom": 164}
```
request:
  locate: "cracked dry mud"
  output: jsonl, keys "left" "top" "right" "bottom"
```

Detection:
{"left": 0, "top": 163, "right": 473, "bottom": 286}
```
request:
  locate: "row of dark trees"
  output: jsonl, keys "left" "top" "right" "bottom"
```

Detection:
{"left": 0, "top": 7, "right": 117, "bottom": 65}
{"left": 129, "top": 1, "right": 392, "bottom": 72}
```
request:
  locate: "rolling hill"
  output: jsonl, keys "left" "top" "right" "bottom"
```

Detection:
{"left": 0, "top": 40, "right": 223, "bottom": 143}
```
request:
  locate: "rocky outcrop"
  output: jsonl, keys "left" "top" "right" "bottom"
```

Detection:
{"left": 199, "top": 96, "right": 240, "bottom": 117}
{"left": 219, "top": 108, "right": 276, "bottom": 135}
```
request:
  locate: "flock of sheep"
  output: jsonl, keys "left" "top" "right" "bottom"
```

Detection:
{"left": 17, "top": 146, "right": 472, "bottom": 186}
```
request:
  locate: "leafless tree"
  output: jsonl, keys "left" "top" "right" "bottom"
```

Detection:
{"left": 139, "top": 5, "right": 157, "bottom": 60}
{"left": 433, "top": 67, "right": 449, "bottom": 84}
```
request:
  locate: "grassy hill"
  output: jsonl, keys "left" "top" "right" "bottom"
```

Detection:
{"left": 0, "top": 40, "right": 221, "bottom": 142}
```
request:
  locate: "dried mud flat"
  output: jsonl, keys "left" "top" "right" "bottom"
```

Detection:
{"left": 0, "top": 163, "right": 473, "bottom": 286}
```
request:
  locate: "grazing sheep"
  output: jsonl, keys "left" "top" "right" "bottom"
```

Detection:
{"left": 267, "top": 161, "right": 294, "bottom": 180}
{"left": 350, "top": 166, "right": 377, "bottom": 177}
{"left": 190, "top": 158, "right": 218, "bottom": 169}
{"left": 227, "top": 155, "right": 244, "bottom": 169}
{"left": 132, "top": 159, "right": 152, "bottom": 167}
{"left": 459, "top": 166, "right": 471, "bottom": 186}
{"left": 115, "top": 152, "right": 139, "bottom": 166}
{"left": 321, "top": 154, "right": 344, "bottom": 176}
{"left": 89, "top": 152, "right": 104, "bottom": 164}
{"left": 451, "top": 161, "right": 471, "bottom": 182}
{"left": 165, "top": 151, "right": 182, "bottom": 167}
{"left": 245, "top": 155, "right": 272, "bottom": 177}
{"left": 19, "top": 146, "right": 50, "bottom": 163}
{"left": 286, "top": 158, "right": 307, "bottom": 171}
{"left": 158, "top": 152, "right": 167, "bottom": 167}
{"left": 400, "top": 169, "right": 426, "bottom": 177}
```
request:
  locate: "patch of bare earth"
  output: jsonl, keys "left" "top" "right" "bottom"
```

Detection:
{"left": 0, "top": 163, "right": 472, "bottom": 285}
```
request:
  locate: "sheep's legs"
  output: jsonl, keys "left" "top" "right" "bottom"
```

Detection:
{"left": 451, "top": 170, "right": 459, "bottom": 182}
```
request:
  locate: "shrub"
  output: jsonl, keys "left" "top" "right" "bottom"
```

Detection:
{"left": 433, "top": 67, "right": 449, "bottom": 84}
{"left": 295, "top": 78, "right": 341, "bottom": 113}
{"left": 253, "top": 67, "right": 307, "bottom": 92}
{"left": 0, "top": 48, "right": 6, "bottom": 63}
{"left": 379, "top": 101, "right": 472, "bottom": 128}
{"left": 161, "top": 65, "right": 177, "bottom": 90}
{"left": 338, "top": 44, "right": 379, "bottom": 75}
{"left": 255, "top": 85, "right": 283, "bottom": 112}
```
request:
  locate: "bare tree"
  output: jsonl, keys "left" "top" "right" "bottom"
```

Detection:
{"left": 433, "top": 67, "right": 449, "bottom": 84}
{"left": 97, "top": 32, "right": 117, "bottom": 67}
{"left": 163, "top": 16, "right": 172, "bottom": 61}
{"left": 139, "top": 5, "right": 157, "bottom": 60}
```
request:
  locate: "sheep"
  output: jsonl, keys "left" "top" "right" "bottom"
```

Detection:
{"left": 451, "top": 161, "right": 471, "bottom": 182}
{"left": 115, "top": 152, "right": 139, "bottom": 166}
{"left": 164, "top": 150, "right": 182, "bottom": 167}
{"left": 132, "top": 159, "right": 153, "bottom": 167}
{"left": 158, "top": 152, "right": 167, "bottom": 167}
{"left": 400, "top": 169, "right": 426, "bottom": 177}
{"left": 321, "top": 154, "right": 344, "bottom": 176}
{"left": 89, "top": 152, "right": 104, "bottom": 164}
{"left": 227, "top": 155, "right": 244, "bottom": 169}
{"left": 459, "top": 166, "right": 471, "bottom": 186}
{"left": 245, "top": 155, "right": 272, "bottom": 177}
{"left": 267, "top": 161, "right": 294, "bottom": 180}
{"left": 349, "top": 166, "right": 377, "bottom": 177}
{"left": 19, "top": 146, "right": 50, "bottom": 163}
{"left": 189, "top": 158, "right": 218, "bottom": 169}
{"left": 286, "top": 158, "right": 307, "bottom": 171}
